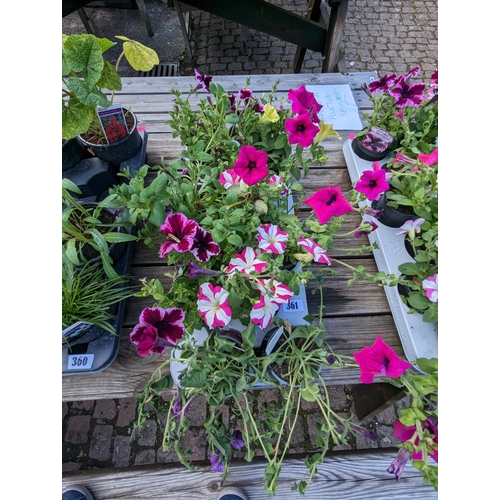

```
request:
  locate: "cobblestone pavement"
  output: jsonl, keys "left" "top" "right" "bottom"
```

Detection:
{"left": 62, "top": 0, "right": 438, "bottom": 474}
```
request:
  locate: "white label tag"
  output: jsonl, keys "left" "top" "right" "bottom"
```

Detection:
{"left": 67, "top": 354, "right": 95, "bottom": 370}
{"left": 283, "top": 299, "right": 304, "bottom": 312}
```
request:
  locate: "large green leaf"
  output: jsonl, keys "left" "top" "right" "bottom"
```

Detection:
{"left": 116, "top": 36, "right": 159, "bottom": 71}
{"left": 66, "top": 77, "right": 110, "bottom": 108}
{"left": 63, "top": 35, "right": 105, "bottom": 86}
{"left": 97, "top": 60, "right": 122, "bottom": 92}
{"left": 62, "top": 99, "right": 95, "bottom": 140}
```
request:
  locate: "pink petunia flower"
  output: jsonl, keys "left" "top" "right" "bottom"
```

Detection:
{"left": 304, "top": 186, "right": 354, "bottom": 224}
{"left": 417, "top": 149, "right": 438, "bottom": 166}
{"left": 190, "top": 226, "right": 221, "bottom": 263}
{"left": 159, "top": 213, "right": 198, "bottom": 257}
{"left": 233, "top": 145, "right": 269, "bottom": 186}
{"left": 238, "top": 88, "right": 253, "bottom": 100}
{"left": 285, "top": 113, "right": 320, "bottom": 148}
{"left": 368, "top": 73, "right": 397, "bottom": 93}
{"left": 250, "top": 294, "right": 280, "bottom": 328}
{"left": 353, "top": 335, "right": 412, "bottom": 383}
{"left": 297, "top": 237, "right": 332, "bottom": 265}
{"left": 197, "top": 283, "right": 232, "bottom": 328}
{"left": 394, "top": 152, "right": 417, "bottom": 165}
{"left": 255, "top": 278, "right": 294, "bottom": 304}
{"left": 288, "top": 85, "right": 323, "bottom": 123}
{"left": 354, "top": 163, "right": 390, "bottom": 201}
{"left": 256, "top": 224, "right": 288, "bottom": 254}
{"left": 130, "top": 307, "right": 186, "bottom": 356}
{"left": 268, "top": 175, "right": 290, "bottom": 195}
{"left": 388, "top": 80, "right": 426, "bottom": 107}
{"left": 422, "top": 274, "right": 438, "bottom": 302}
{"left": 219, "top": 169, "right": 242, "bottom": 188}
{"left": 228, "top": 247, "right": 267, "bottom": 274}
{"left": 395, "top": 218, "right": 425, "bottom": 240}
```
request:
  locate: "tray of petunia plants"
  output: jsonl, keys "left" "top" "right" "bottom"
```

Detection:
{"left": 342, "top": 66, "right": 438, "bottom": 367}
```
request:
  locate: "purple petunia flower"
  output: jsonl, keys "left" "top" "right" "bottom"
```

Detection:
{"left": 368, "top": 73, "right": 397, "bottom": 93}
{"left": 194, "top": 68, "right": 213, "bottom": 92}
{"left": 187, "top": 261, "right": 222, "bottom": 279}
{"left": 230, "top": 430, "right": 245, "bottom": 450}
{"left": 239, "top": 88, "right": 253, "bottom": 100}
{"left": 209, "top": 451, "right": 225, "bottom": 473}
{"left": 388, "top": 80, "right": 426, "bottom": 107}
{"left": 387, "top": 448, "right": 412, "bottom": 481}
{"left": 190, "top": 226, "right": 221, "bottom": 263}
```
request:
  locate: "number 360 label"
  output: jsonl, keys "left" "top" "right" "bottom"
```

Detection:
{"left": 284, "top": 299, "right": 304, "bottom": 312}
{"left": 67, "top": 354, "right": 95, "bottom": 370}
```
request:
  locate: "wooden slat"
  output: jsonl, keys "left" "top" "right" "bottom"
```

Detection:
{"left": 62, "top": 450, "right": 437, "bottom": 499}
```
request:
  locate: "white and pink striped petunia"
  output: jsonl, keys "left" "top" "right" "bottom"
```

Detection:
{"left": 297, "top": 237, "right": 332, "bottom": 265}
{"left": 422, "top": 274, "right": 438, "bottom": 303}
{"left": 197, "top": 283, "right": 232, "bottom": 328}
{"left": 219, "top": 169, "right": 242, "bottom": 189}
{"left": 228, "top": 247, "right": 267, "bottom": 274}
{"left": 255, "top": 278, "right": 294, "bottom": 305}
{"left": 256, "top": 224, "right": 288, "bottom": 254}
{"left": 250, "top": 295, "right": 280, "bottom": 328}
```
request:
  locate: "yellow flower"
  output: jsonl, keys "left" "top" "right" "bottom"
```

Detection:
{"left": 258, "top": 103, "right": 279, "bottom": 123}
{"left": 313, "top": 120, "right": 341, "bottom": 144}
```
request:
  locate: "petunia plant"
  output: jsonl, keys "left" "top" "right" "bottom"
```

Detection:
{"left": 101, "top": 72, "right": 438, "bottom": 495}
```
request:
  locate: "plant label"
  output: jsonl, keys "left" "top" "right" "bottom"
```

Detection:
{"left": 67, "top": 354, "right": 95, "bottom": 370}
{"left": 369, "top": 126, "right": 394, "bottom": 145}
{"left": 97, "top": 104, "right": 129, "bottom": 144}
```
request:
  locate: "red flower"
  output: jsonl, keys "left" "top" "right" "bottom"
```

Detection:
{"left": 233, "top": 145, "right": 269, "bottom": 185}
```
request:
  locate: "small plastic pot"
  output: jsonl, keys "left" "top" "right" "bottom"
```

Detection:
{"left": 371, "top": 194, "right": 420, "bottom": 229}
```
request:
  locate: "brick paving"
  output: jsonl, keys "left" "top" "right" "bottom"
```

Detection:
{"left": 62, "top": 0, "right": 438, "bottom": 474}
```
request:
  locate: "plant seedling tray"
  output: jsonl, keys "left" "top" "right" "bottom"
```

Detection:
{"left": 342, "top": 140, "right": 437, "bottom": 367}
{"left": 62, "top": 238, "right": 135, "bottom": 376}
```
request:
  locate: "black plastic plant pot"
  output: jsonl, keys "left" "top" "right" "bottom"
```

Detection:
{"left": 78, "top": 109, "right": 142, "bottom": 167}
{"left": 371, "top": 194, "right": 420, "bottom": 229}
{"left": 62, "top": 137, "right": 88, "bottom": 172}
{"left": 352, "top": 137, "right": 389, "bottom": 162}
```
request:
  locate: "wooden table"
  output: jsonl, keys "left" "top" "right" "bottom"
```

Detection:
{"left": 62, "top": 71, "right": 406, "bottom": 402}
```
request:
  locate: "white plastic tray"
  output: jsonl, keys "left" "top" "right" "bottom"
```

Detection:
{"left": 342, "top": 140, "right": 438, "bottom": 366}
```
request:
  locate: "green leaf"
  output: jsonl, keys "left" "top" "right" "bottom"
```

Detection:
{"left": 119, "top": 36, "right": 160, "bottom": 71}
{"left": 407, "top": 293, "right": 430, "bottom": 309}
{"left": 180, "top": 368, "right": 207, "bottom": 388}
{"left": 274, "top": 134, "right": 288, "bottom": 149}
{"left": 227, "top": 234, "right": 243, "bottom": 247}
{"left": 102, "top": 232, "right": 137, "bottom": 243}
{"left": 225, "top": 113, "right": 240, "bottom": 124}
{"left": 423, "top": 307, "right": 438, "bottom": 324}
{"left": 64, "top": 34, "right": 105, "bottom": 86}
{"left": 66, "top": 77, "right": 110, "bottom": 108}
{"left": 236, "top": 376, "right": 247, "bottom": 393}
{"left": 151, "top": 374, "right": 174, "bottom": 391}
{"left": 64, "top": 239, "right": 80, "bottom": 266}
{"left": 241, "top": 323, "right": 256, "bottom": 347}
{"left": 96, "top": 60, "right": 122, "bottom": 92}
{"left": 398, "top": 262, "right": 418, "bottom": 276}
{"left": 149, "top": 201, "right": 168, "bottom": 227}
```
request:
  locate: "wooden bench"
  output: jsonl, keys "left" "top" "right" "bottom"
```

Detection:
{"left": 62, "top": 449, "right": 437, "bottom": 499}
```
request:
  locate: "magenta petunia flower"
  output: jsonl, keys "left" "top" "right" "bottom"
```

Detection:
{"left": 304, "top": 186, "right": 354, "bottom": 224}
{"left": 239, "top": 88, "right": 253, "bottom": 100}
{"left": 197, "top": 283, "right": 232, "bottom": 328}
{"left": 355, "top": 221, "right": 378, "bottom": 238}
{"left": 368, "top": 73, "right": 397, "bottom": 93}
{"left": 418, "top": 149, "right": 438, "bottom": 166}
{"left": 194, "top": 68, "right": 212, "bottom": 92}
{"left": 228, "top": 247, "right": 267, "bottom": 274}
{"left": 159, "top": 213, "right": 198, "bottom": 257}
{"left": 285, "top": 113, "right": 320, "bottom": 147}
{"left": 129, "top": 323, "right": 159, "bottom": 356}
{"left": 130, "top": 307, "right": 186, "bottom": 355}
{"left": 393, "top": 419, "right": 438, "bottom": 462}
{"left": 256, "top": 224, "right": 288, "bottom": 254}
{"left": 354, "top": 164, "right": 390, "bottom": 201}
{"left": 353, "top": 335, "right": 412, "bottom": 383}
{"left": 250, "top": 294, "right": 280, "bottom": 328}
{"left": 233, "top": 145, "right": 269, "bottom": 186}
{"left": 190, "top": 226, "right": 221, "bottom": 263}
{"left": 388, "top": 80, "right": 426, "bottom": 107}
{"left": 219, "top": 168, "right": 242, "bottom": 188}
{"left": 288, "top": 85, "right": 323, "bottom": 123}
{"left": 297, "top": 237, "right": 332, "bottom": 265}
{"left": 422, "top": 274, "right": 438, "bottom": 302}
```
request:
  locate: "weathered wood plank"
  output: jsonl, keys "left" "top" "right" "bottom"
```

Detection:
{"left": 62, "top": 450, "right": 437, "bottom": 499}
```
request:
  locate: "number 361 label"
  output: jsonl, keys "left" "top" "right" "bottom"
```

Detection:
{"left": 284, "top": 299, "right": 304, "bottom": 312}
{"left": 67, "top": 354, "right": 95, "bottom": 370}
